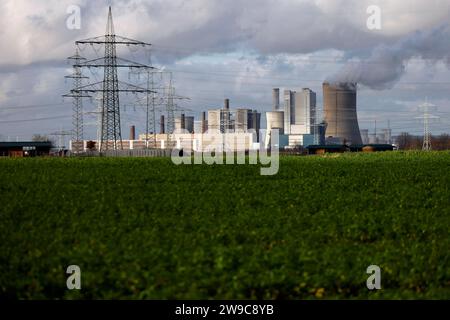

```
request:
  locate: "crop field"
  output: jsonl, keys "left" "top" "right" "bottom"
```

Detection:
{"left": 0, "top": 151, "right": 449, "bottom": 299}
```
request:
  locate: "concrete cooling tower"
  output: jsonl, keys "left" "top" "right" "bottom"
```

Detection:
{"left": 323, "top": 82, "right": 362, "bottom": 145}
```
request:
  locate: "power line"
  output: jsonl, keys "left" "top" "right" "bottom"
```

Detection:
{"left": 0, "top": 102, "right": 71, "bottom": 111}
{"left": 0, "top": 115, "right": 71, "bottom": 124}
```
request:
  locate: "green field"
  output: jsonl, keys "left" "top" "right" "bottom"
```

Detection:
{"left": 0, "top": 152, "right": 449, "bottom": 299}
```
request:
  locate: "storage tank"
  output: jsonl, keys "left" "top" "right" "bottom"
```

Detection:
{"left": 323, "top": 82, "right": 362, "bottom": 145}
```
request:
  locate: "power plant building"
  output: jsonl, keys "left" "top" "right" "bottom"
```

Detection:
{"left": 207, "top": 101, "right": 260, "bottom": 134}
{"left": 175, "top": 115, "right": 195, "bottom": 133}
{"left": 283, "top": 90, "right": 295, "bottom": 134}
{"left": 294, "top": 88, "right": 316, "bottom": 135}
{"left": 271, "top": 87, "right": 318, "bottom": 148}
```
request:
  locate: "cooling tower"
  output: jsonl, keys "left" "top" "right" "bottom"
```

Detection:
{"left": 323, "top": 82, "right": 362, "bottom": 145}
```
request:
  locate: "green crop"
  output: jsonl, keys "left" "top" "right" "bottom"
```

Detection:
{"left": 0, "top": 151, "right": 449, "bottom": 299}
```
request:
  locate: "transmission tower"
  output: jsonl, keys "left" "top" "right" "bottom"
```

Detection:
{"left": 49, "top": 130, "right": 72, "bottom": 150}
{"left": 166, "top": 76, "right": 175, "bottom": 135}
{"left": 63, "top": 49, "right": 89, "bottom": 153}
{"left": 417, "top": 101, "right": 438, "bottom": 151}
{"left": 70, "top": 6, "right": 154, "bottom": 151}
{"left": 163, "top": 77, "right": 192, "bottom": 148}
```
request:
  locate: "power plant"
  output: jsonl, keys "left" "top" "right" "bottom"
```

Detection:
{"left": 56, "top": 8, "right": 395, "bottom": 155}
{"left": 323, "top": 82, "right": 362, "bottom": 145}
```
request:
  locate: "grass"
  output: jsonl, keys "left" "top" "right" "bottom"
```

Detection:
{"left": 0, "top": 151, "right": 449, "bottom": 299}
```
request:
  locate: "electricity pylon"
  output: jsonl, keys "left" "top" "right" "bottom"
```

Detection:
{"left": 63, "top": 49, "right": 90, "bottom": 153}
{"left": 70, "top": 6, "right": 154, "bottom": 151}
{"left": 417, "top": 101, "right": 438, "bottom": 151}
{"left": 49, "top": 130, "right": 72, "bottom": 150}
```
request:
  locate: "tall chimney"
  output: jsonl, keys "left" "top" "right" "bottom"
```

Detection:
{"left": 201, "top": 112, "right": 207, "bottom": 133}
{"left": 129, "top": 125, "right": 136, "bottom": 141}
{"left": 160, "top": 115, "right": 165, "bottom": 134}
{"left": 273, "top": 88, "right": 280, "bottom": 110}
{"left": 181, "top": 113, "right": 185, "bottom": 130}
{"left": 224, "top": 98, "right": 230, "bottom": 110}
{"left": 252, "top": 110, "right": 257, "bottom": 129}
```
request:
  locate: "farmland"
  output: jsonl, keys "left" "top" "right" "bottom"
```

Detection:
{"left": 0, "top": 151, "right": 449, "bottom": 299}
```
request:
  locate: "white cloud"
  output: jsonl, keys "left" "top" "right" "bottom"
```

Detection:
{"left": 1, "top": 0, "right": 450, "bottom": 138}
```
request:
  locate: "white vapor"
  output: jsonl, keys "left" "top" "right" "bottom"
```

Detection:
{"left": 328, "top": 24, "right": 450, "bottom": 89}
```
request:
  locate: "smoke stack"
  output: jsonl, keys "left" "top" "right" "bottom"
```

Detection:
{"left": 129, "top": 125, "right": 136, "bottom": 141}
{"left": 224, "top": 99, "right": 230, "bottom": 110}
{"left": 201, "top": 112, "right": 207, "bottom": 133}
{"left": 181, "top": 113, "right": 185, "bottom": 130}
{"left": 252, "top": 110, "right": 260, "bottom": 142}
{"left": 160, "top": 115, "right": 165, "bottom": 134}
{"left": 323, "top": 82, "right": 362, "bottom": 145}
{"left": 272, "top": 88, "right": 280, "bottom": 110}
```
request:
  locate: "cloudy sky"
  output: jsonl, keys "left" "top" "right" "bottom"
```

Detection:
{"left": 1, "top": 0, "right": 450, "bottom": 143}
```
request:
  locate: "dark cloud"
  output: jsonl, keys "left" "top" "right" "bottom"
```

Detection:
{"left": 1, "top": 0, "right": 450, "bottom": 139}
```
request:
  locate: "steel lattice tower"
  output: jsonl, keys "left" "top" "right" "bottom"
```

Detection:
{"left": 63, "top": 49, "right": 89, "bottom": 153}
{"left": 71, "top": 6, "right": 154, "bottom": 151}
{"left": 423, "top": 106, "right": 431, "bottom": 151}
{"left": 129, "top": 69, "right": 186, "bottom": 148}
{"left": 421, "top": 102, "right": 433, "bottom": 151}
{"left": 166, "top": 75, "right": 175, "bottom": 135}
{"left": 417, "top": 101, "right": 438, "bottom": 151}
{"left": 146, "top": 71, "right": 156, "bottom": 147}
{"left": 102, "top": 7, "right": 121, "bottom": 150}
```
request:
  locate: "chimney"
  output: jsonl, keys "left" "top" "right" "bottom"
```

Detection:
{"left": 160, "top": 115, "right": 165, "bottom": 134}
{"left": 201, "top": 112, "right": 207, "bottom": 133}
{"left": 129, "top": 125, "right": 136, "bottom": 141}
{"left": 181, "top": 113, "right": 185, "bottom": 130}
{"left": 253, "top": 110, "right": 260, "bottom": 142}
{"left": 224, "top": 98, "right": 230, "bottom": 110}
{"left": 273, "top": 88, "right": 280, "bottom": 110}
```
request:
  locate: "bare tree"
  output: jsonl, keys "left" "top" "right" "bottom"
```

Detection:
{"left": 32, "top": 134, "right": 51, "bottom": 142}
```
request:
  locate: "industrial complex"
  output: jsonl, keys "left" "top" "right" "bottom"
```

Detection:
{"left": 0, "top": 7, "right": 404, "bottom": 157}
{"left": 68, "top": 81, "right": 395, "bottom": 155}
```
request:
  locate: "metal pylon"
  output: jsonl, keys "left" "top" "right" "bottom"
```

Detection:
{"left": 64, "top": 49, "right": 89, "bottom": 153}
{"left": 101, "top": 7, "right": 122, "bottom": 151}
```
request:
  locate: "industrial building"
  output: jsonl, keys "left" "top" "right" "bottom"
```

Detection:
{"left": 266, "top": 88, "right": 322, "bottom": 149}
{"left": 72, "top": 99, "right": 262, "bottom": 153}
{"left": 307, "top": 143, "right": 394, "bottom": 155}
{"left": 81, "top": 132, "right": 258, "bottom": 153}
{"left": 207, "top": 99, "right": 261, "bottom": 134}
{"left": 323, "top": 82, "right": 362, "bottom": 145}
{"left": 0, "top": 141, "right": 52, "bottom": 157}
{"left": 68, "top": 85, "right": 394, "bottom": 155}
{"left": 361, "top": 127, "right": 393, "bottom": 144}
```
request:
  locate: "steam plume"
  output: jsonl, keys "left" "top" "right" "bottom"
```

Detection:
{"left": 328, "top": 24, "right": 450, "bottom": 89}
